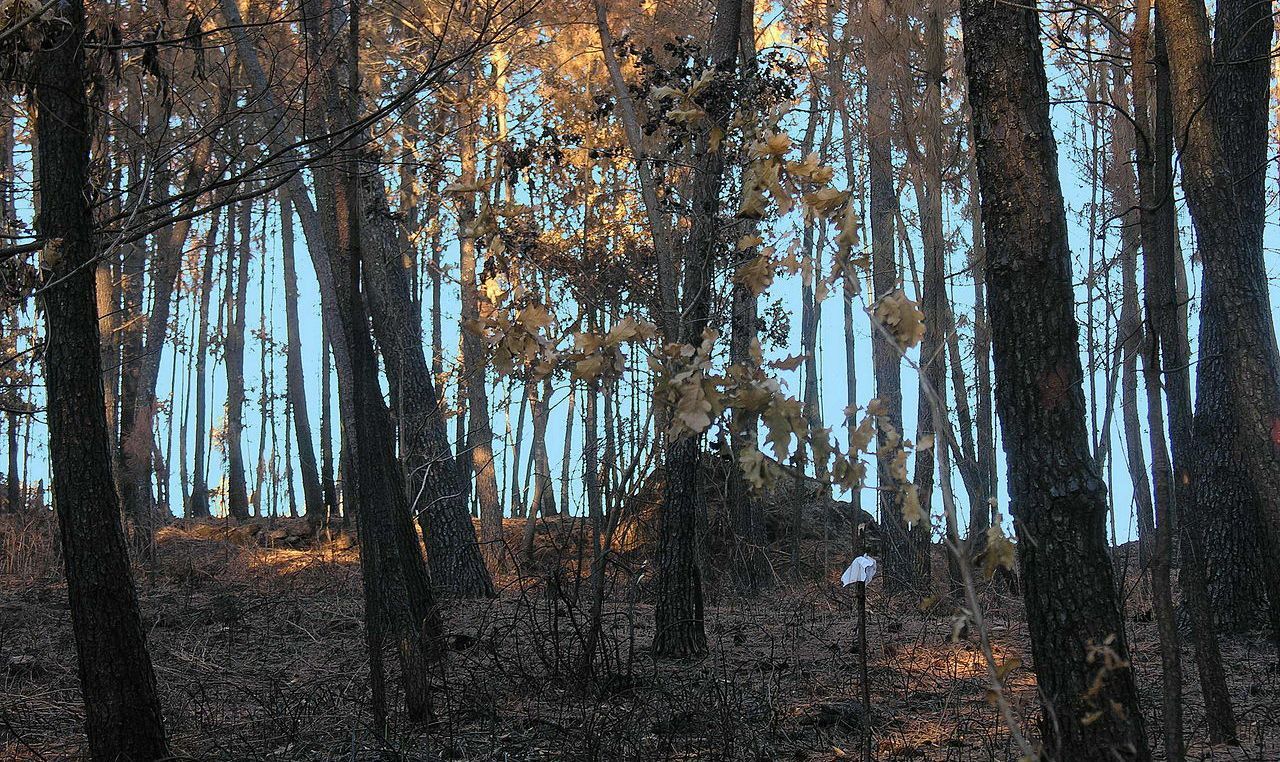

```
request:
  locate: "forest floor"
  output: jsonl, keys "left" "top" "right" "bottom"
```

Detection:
{"left": 0, "top": 514, "right": 1276, "bottom": 761}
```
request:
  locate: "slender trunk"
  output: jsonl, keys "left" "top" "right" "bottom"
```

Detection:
{"left": 835, "top": 60, "right": 863, "bottom": 523}
{"left": 288, "top": 0, "right": 443, "bottom": 722}
{"left": 560, "top": 381, "right": 576, "bottom": 512}
{"left": 509, "top": 381, "right": 529, "bottom": 517}
{"left": 187, "top": 208, "right": 219, "bottom": 519}
{"left": 222, "top": 197, "right": 251, "bottom": 521}
{"left": 728, "top": 1, "right": 766, "bottom": 591}
{"left": 729, "top": 245, "right": 768, "bottom": 593}
{"left": 115, "top": 162, "right": 147, "bottom": 520}
{"left": 253, "top": 214, "right": 269, "bottom": 520}
{"left": 6, "top": 411, "right": 19, "bottom": 511}
{"left": 1127, "top": 9, "right": 1186, "bottom": 756}
{"left": 1133, "top": 8, "right": 1236, "bottom": 741}
{"left": 584, "top": 374, "right": 602, "bottom": 525}
{"left": 280, "top": 191, "right": 326, "bottom": 522}
{"left": 865, "top": 0, "right": 916, "bottom": 594}
{"left": 652, "top": 0, "right": 743, "bottom": 659}
{"left": 177, "top": 301, "right": 192, "bottom": 512}
{"left": 959, "top": 0, "right": 1151, "bottom": 755}
{"left": 456, "top": 94, "right": 505, "bottom": 568}
{"left": 321, "top": 313, "right": 338, "bottom": 519}
{"left": 33, "top": 6, "right": 170, "bottom": 755}
{"left": 430, "top": 225, "right": 443, "bottom": 380}
{"left": 95, "top": 259, "right": 119, "bottom": 466}
{"left": 796, "top": 95, "right": 821, "bottom": 579}
{"left": 593, "top": 0, "right": 678, "bottom": 337}
{"left": 908, "top": 0, "right": 947, "bottom": 593}
{"left": 970, "top": 173, "right": 995, "bottom": 543}
{"left": 532, "top": 376, "right": 556, "bottom": 517}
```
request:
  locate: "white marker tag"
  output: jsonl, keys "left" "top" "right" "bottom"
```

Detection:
{"left": 841, "top": 554, "right": 877, "bottom": 586}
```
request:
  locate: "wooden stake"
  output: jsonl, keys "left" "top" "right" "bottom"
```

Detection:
{"left": 857, "top": 579, "right": 870, "bottom": 762}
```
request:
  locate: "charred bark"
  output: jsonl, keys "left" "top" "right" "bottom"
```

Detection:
{"left": 33, "top": 5, "right": 170, "bottom": 756}
{"left": 959, "top": 0, "right": 1151, "bottom": 755}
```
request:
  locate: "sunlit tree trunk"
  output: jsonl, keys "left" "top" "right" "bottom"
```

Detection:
{"left": 455, "top": 89, "right": 506, "bottom": 567}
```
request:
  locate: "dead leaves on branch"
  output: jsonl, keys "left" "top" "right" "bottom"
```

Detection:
{"left": 453, "top": 102, "right": 945, "bottom": 544}
{"left": 872, "top": 289, "right": 927, "bottom": 349}
{"left": 736, "top": 113, "right": 864, "bottom": 287}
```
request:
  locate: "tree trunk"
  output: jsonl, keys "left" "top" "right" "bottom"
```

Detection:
{"left": 187, "top": 206, "right": 219, "bottom": 519}
{"left": 652, "top": 0, "right": 743, "bottom": 659}
{"left": 295, "top": 0, "right": 443, "bottom": 721}
{"left": 1128, "top": 6, "right": 1190, "bottom": 755}
{"left": 509, "top": 382, "right": 529, "bottom": 518}
{"left": 908, "top": 0, "right": 947, "bottom": 593}
{"left": 729, "top": 251, "right": 768, "bottom": 594}
{"left": 959, "top": 0, "right": 1151, "bottom": 755}
{"left": 280, "top": 191, "right": 327, "bottom": 522}
{"left": 32, "top": 5, "right": 170, "bottom": 756}
{"left": 1132, "top": 9, "right": 1237, "bottom": 741}
{"left": 531, "top": 376, "right": 557, "bottom": 518}
{"left": 223, "top": 197, "right": 252, "bottom": 521}
{"left": 359, "top": 161, "right": 495, "bottom": 597}
{"left": 865, "top": 0, "right": 919, "bottom": 595}
{"left": 455, "top": 94, "right": 506, "bottom": 568}
{"left": 1162, "top": 0, "right": 1280, "bottom": 643}
{"left": 726, "top": 4, "right": 764, "bottom": 591}
{"left": 560, "top": 380, "right": 576, "bottom": 513}
{"left": 320, "top": 311, "right": 339, "bottom": 520}
{"left": 6, "top": 410, "right": 20, "bottom": 511}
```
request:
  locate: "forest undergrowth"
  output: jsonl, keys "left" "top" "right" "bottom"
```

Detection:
{"left": 1, "top": 514, "right": 1274, "bottom": 761}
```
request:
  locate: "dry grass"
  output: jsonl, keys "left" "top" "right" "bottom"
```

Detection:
{"left": 0, "top": 515, "right": 1275, "bottom": 760}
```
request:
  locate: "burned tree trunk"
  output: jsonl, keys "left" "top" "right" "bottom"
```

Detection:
{"left": 1162, "top": 0, "right": 1280, "bottom": 643}
{"left": 222, "top": 197, "right": 252, "bottom": 521}
{"left": 279, "top": 191, "right": 327, "bottom": 523}
{"left": 359, "top": 163, "right": 495, "bottom": 597}
{"left": 187, "top": 206, "right": 220, "bottom": 519}
{"left": 652, "top": 0, "right": 743, "bottom": 659}
{"left": 32, "top": 4, "right": 170, "bottom": 757}
{"left": 959, "top": 0, "right": 1151, "bottom": 756}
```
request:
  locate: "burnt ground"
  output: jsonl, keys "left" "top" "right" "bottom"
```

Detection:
{"left": 0, "top": 514, "right": 1275, "bottom": 761}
